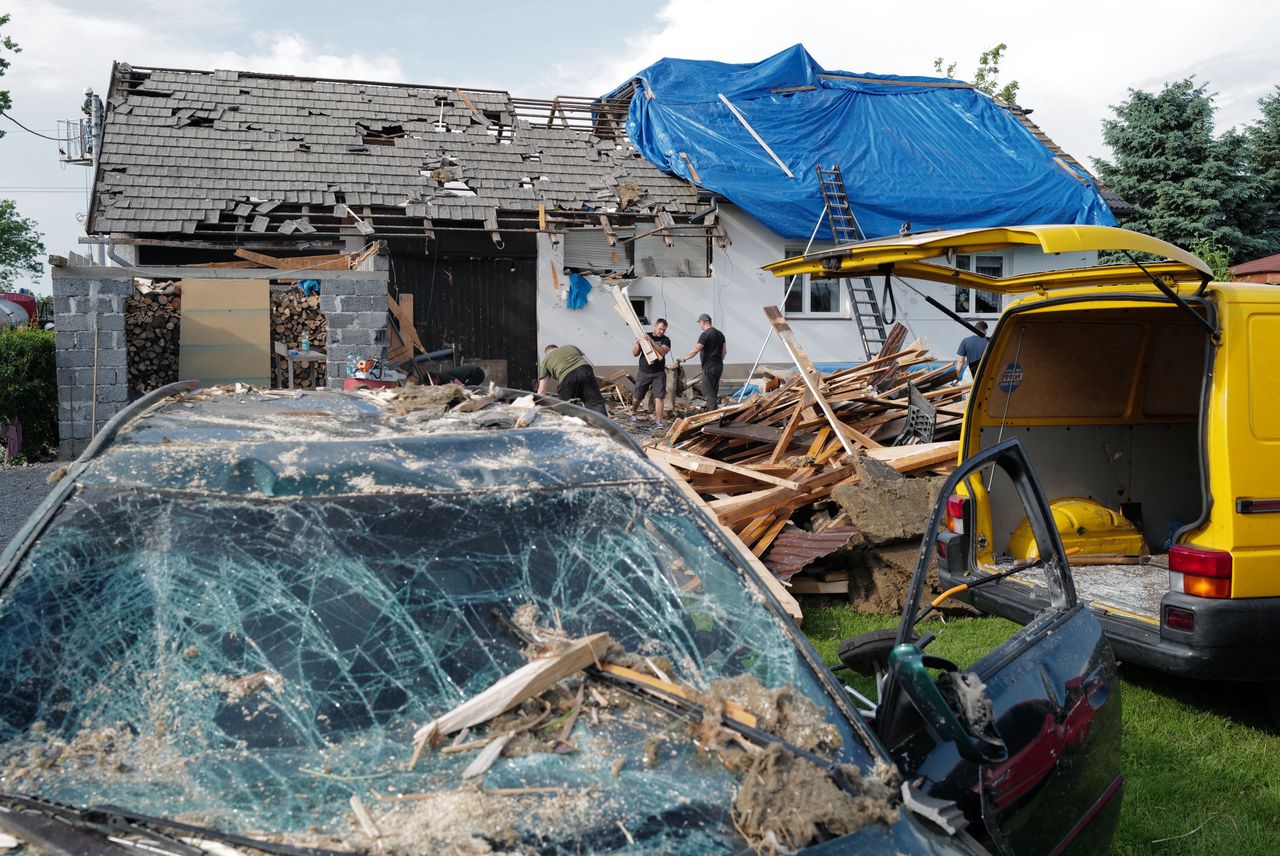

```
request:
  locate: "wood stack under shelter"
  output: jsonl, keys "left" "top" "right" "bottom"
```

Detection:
{"left": 126, "top": 280, "right": 182, "bottom": 394}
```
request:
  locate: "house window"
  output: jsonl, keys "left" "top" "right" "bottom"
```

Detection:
{"left": 630, "top": 297, "right": 650, "bottom": 325}
{"left": 953, "top": 253, "right": 1005, "bottom": 315}
{"left": 781, "top": 247, "right": 847, "bottom": 318}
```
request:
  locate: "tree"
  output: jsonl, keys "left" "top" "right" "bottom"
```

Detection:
{"left": 0, "top": 15, "right": 44, "bottom": 285}
{"left": 1092, "top": 79, "right": 1268, "bottom": 263}
{"left": 934, "top": 43, "right": 1021, "bottom": 105}
{"left": 0, "top": 200, "right": 44, "bottom": 287}
{"left": 1246, "top": 86, "right": 1280, "bottom": 255}
{"left": 0, "top": 13, "right": 17, "bottom": 141}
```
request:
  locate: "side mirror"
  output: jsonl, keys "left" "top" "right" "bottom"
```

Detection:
{"left": 889, "top": 644, "right": 1007, "bottom": 764}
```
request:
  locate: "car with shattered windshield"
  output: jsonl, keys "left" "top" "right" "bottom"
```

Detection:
{"left": 0, "top": 381, "right": 1120, "bottom": 853}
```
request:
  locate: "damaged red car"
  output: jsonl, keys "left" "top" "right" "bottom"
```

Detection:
{"left": 0, "top": 381, "right": 1120, "bottom": 853}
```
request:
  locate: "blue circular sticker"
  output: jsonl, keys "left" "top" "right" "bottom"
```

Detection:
{"left": 999, "top": 362, "right": 1023, "bottom": 393}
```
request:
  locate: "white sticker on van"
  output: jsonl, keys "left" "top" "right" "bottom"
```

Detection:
{"left": 999, "top": 362, "right": 1023, "bottom": 393}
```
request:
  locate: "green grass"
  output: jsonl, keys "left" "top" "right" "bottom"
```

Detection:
{"left": 799, "top": 597, "right": 1280, "bottom": 855}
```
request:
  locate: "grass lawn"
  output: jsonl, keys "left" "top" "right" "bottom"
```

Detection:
{"left": 800, "top": 597, "right": 1280, "bottom": 855}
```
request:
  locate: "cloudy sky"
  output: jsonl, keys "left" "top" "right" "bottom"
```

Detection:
{"left": 3, "top": 0, "right": 1278, "bottom": 293}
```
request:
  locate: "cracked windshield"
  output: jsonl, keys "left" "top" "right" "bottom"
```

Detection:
{"left": 0, "top": 404, "right": 888, "bottom": 852}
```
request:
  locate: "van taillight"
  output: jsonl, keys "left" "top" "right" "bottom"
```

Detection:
{"left": 945, "top": 495, "right": 968, "bottom": 534}
{"left": 1169, "top": 545, "right": 1233, "bottom": 599}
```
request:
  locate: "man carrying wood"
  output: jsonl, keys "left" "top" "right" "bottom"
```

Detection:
{"left": 677, "top": 314, "right": 727, "bottom": 410}
{"left": 537, "top": 344, "right": 608, "bottom": 416}
{"left": 629, "top": 318, "right": 671, "bottom": 427}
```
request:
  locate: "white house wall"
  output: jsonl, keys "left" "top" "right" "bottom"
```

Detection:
{"left": 536, "top": 205, "right": 1097, "bottom": 379}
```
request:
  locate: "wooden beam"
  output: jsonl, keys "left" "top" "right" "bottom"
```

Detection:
{"left": 608, "top": 285, "right": 659, "bottom": 363}
{"left": 647, "top": 446, "right": 802, "bottom": 490}
{"left": 763, "top": 305, "right": 878, "bottom": 456}
{"left": 769, "top": 400, "right": 806, "bottom": 465}
{"left": 409, "top": 632, "right": 613, "bottom": 768}
{"left": 864, "top": 440, "right": 960, "bottom": 473}
{"left": 679, "top": 151, "right": 703, "bottom": 184}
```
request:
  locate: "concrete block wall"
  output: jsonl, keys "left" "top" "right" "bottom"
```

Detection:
{"left": 51, "top": 274, "right": 133, "bottom": 459}
{"left": 320, "top": 276, "right": 390, "bottom": 384}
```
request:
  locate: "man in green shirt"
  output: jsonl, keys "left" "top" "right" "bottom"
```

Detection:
{"left": 536, "top": 344, "right": 608, "bottom": 416}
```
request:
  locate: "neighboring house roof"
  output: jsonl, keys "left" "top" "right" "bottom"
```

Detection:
{"left": 89, "top": 64, "right": 700, "bottom": 239}
{"left": 1230, "top": 252, "right": 1280, "bottom": 275}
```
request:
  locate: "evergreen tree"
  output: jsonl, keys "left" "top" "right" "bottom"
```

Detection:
{"left": 1246, "top": 86, "right": 1280, "bottom": 255}
{"left": 1093, "top": 79, "right": 1267, "bottom": 262}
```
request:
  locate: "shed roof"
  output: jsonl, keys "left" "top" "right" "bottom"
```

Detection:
{"left": 89, "top": 64, "right": 701, "bottom": 239}
{"left": 1230, "top": 251, "right": 1280, "bottom": 275}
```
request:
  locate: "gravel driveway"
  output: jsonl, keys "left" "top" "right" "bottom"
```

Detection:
{"left": 1, "top": 462, "right": 61, "bottom": 552}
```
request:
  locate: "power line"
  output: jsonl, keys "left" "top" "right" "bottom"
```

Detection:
{"left": 0, "top": 111, "right": 62, "bottom": 141}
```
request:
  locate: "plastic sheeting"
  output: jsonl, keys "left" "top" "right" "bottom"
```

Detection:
{"left": 615, "top": 45, "right": 1116, "bottom": 240}
{"left": 0, "top": 393, "right": 871, "bottom": 852}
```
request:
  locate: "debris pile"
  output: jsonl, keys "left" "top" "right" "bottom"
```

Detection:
{"left": 126, "top": 280, "right": 181, "bottom": 394}
{"left": 648, "top": 319, "right": 969, "bottom": 612}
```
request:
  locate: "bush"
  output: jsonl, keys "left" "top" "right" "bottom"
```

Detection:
{"left": 0, "top": 327, "right": 57, "bottom": 460}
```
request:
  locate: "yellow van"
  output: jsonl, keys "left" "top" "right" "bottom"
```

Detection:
{"left": 767, "top": 226, "right": 1280, "bottom": 703}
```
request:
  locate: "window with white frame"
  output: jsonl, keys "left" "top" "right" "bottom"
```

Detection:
{"left": 629, "top": 297, "right": 651, "bottom": 325}
{"left": 953, "top": 253, "right": 1005, "bottom": 315}
{"left": 781, "top": 247, "right": 847, "bottom": 318}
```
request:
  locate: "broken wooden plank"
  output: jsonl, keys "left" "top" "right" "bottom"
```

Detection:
{"left": 597, "top": 663, "right": 757, "bottom": 727}
{"left": 864, "top": 440, "right": 960, "bottom": 473}
{"left": 647, "top": 446, "right": 802, "bottom": 490}
{"left": 608, "top": 285, "right": 659, "bottom": 363}
{"left": 409, "top": 632, "right": 613, "bottom": 768}
{"left": 763, "top": 305, "right": 874, "bottom": 456}
{"left": 462, "top": 733, "right": 514, "bottom": 779}
{"left": 788, "top": 576, "right": 850, "bottom": 595}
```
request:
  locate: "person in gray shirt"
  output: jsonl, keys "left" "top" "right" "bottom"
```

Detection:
{"left": 953, "top": 321, "right": 988, "bottom": 380}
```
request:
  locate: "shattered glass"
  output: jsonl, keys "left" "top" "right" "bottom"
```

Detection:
{"left": 0, "top": 393, "right": 877, "bottom": 852}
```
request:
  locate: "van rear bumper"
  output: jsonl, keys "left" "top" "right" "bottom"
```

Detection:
{"left": 941, "top": 568, "right": 1280, "bottom": 682}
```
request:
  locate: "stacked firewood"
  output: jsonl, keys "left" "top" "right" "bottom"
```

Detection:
{"left": 647, "top": 318, "right": 972, "bottom": 613}
{"left": 271, "top": 289, "right": 327, "bottom": 388}
{"left": 126, "top": 280, "right": 181, "bottom": 394}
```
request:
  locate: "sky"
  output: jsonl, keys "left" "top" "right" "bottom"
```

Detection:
{"left": 2, "top": 0, "right": 1278, "bottom": 295}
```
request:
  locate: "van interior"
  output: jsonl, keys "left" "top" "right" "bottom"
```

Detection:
{"left": 973, "top": 303, "right": 1209, "bottom": 620}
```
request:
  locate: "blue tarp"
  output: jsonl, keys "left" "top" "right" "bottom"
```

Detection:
{"left": 612, "top": 45, "right": 1116, "bottom": 240}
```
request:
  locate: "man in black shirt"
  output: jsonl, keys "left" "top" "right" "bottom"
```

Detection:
{"left": 630, "top": 318, "right": 672, "bottom": 426}
{"left": 678, "top": 313, "right": 727, "bottom": 409}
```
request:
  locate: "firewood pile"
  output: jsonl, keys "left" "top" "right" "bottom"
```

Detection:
{"left": 126, "top": 280, "right": 181, "bottom": 394}
{"left": 647, "top": 314, "right": 973, "bottom": 615}
{"left": 271, "top": 288, "right": 327, "bottom": 388}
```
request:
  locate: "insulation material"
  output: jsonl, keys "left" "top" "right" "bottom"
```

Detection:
{"left": 0, "top": 392, "right": 871, "bottom": 852}
{"left": 178, "top": 279, "right": 270, "bottom": 386}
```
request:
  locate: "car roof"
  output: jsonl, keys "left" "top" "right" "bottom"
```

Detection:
{"left": 80, "top": 386, "right": 654, "bottom": 496}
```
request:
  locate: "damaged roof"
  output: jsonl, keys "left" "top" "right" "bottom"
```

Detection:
{"left": 89, "top": 64, "right": 701, "bottom": 238}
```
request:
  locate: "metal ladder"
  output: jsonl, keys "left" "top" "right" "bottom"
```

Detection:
{"left": 815, "top": 165, "right": 888, "bottom": 358}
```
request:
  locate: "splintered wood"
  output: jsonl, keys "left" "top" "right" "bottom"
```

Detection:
{"left": 409, "top": 633, "right": 613, "bottom": 769}
{"left": 647, "top": 314, "right": 967, "bottom": 610}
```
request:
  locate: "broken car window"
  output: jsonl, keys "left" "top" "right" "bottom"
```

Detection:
{"left": 0, "top": 411, "right": 884, "bottom": 852}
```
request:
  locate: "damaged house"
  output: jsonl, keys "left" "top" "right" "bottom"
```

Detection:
{"left": 59, "top": 46, "right": 1120, "bottom": 451}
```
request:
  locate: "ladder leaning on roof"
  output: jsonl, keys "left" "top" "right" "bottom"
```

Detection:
{"left": 816, "top": 164, "right": 888, "bottom": 358}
